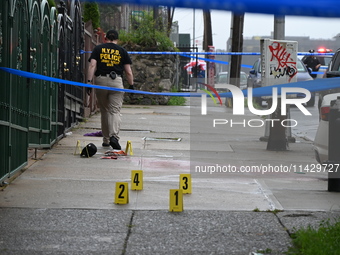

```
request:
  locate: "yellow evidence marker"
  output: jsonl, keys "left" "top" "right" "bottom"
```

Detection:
{"left": 131, "top": 170, "right": 143, "bottom": 190}
{"left": 74, "top": 140, "right": 82, "bottom": 155}
{"left": 125, "top": 140, "right": 133, "bottom": 155}
{"left": 179, "top": 174, "right": 192, "bottom": 194}
{"left": 169, "top": 189, "right": 183, "bottom": 212}
{"left": 114, "top": 182, "right": 129, "bottom": 204}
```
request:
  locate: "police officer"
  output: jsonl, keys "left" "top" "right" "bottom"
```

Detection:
{"left": 87, "top": 30, "right": 134, "bottom": 149}
{"left": 303, "top": 49, "right": 321, "bottom": 79}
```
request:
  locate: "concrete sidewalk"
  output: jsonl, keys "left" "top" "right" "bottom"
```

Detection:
{"left": 1, "top": 97, "right": 339, "bottom": 254}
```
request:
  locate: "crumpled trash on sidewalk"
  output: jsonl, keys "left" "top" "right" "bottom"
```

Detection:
{"left": 100, "top": 150, "right": 127, "bottom": 159}
{"left": 83, "top": 131, "right": 103, "bottom": 137}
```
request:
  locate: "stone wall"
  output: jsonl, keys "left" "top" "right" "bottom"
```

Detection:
{"left": 123, "top": 52, "right": 178, "bottom": 105}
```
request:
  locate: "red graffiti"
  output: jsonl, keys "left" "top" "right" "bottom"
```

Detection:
{"left": 268, "top": 42, "right": 297, "bottom": 82}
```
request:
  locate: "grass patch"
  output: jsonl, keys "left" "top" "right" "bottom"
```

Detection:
{"left": 266, "top": 209, "right": 284, "bottom": 214}
{"left": 286, "top": 218, "right": 340, "bottom": 255}
{"left": 167, "top": 96, "right": 186, "bottom": 106}
{"left": 252, "top": 208, "right": 284, "bottom": 214}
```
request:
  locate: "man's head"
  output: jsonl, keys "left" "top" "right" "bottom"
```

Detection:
{"left": 105, "top": 30, "right": 119, "bottom": 41}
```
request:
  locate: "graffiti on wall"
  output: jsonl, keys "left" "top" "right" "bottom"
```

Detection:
{"left": 268, "top": 41, "right": 297, "bottom": 82}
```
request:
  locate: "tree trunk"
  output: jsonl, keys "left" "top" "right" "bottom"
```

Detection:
{"left": 203, "top": 11, "right": 213, "bottom": 52}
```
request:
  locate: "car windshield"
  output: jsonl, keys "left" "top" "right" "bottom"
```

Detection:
{"left": 218, "top": 74, "right": 228, "bottom": 83}
{"left": 218, "top": 73, "right": 247, "bottom": 84}
{"left": 297, "top": 59, "right": 307, "bottom": 72}
{"left": 240, "top": 73, "right": 247, "bottom": 84}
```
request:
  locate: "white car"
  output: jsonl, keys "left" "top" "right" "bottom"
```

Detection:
{"left": 215, "top": 71, "right": 248, "bottom": 91}
{"left": 313, "top": 92, "right": 340, "bottom": 163}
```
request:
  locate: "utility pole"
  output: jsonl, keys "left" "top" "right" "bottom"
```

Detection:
{"left": 226, "top": 13, "right": 244, "bottom": 107}
{"left": 266, "top": 15, "right": 289, "bottom": 151}
{"left": 203, "top": 10, "right": 214, "bottom": 87}
{"left": 203, "top": 10, "right": 213, "bottom": 52}
{"left": 193, "top": 9, "right": 195, "bottom": 48}
{"left": 229, "top": 13, "right": 244, "bottom": 88}
{"left": 273, "top": 15, "right": 285, "bottom": 40}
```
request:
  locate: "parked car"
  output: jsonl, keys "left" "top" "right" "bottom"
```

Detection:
{"left": 313, "top": 47, "right": 340, "bottom": 163}
{"left": 317, "top": 47, "right": 340, "bottom": 109}
{"left": 313, "top": 93, "right": 340, "bottom": 164}
{"left": 301, "top": 48, "right": 333, "bottom": 79}
{"left": 215, "top": 71, "right": 248, "bottom": 91}
{"left": 247, "top": 58, "right": 315, "bottom": 106}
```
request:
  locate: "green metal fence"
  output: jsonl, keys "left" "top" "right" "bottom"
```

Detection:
{"left": 0, "top": 0, "right": 30, "bottom": 182}
{"left": 0, "top": 0, "right": 84, "bottom": 183}
{"left": 28, "top": 0, "right": 54, "bottom": 148}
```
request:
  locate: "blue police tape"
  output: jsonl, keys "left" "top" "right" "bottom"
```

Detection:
{"left": 301, "top": 53, "right": 334, "bottom": 56}
{"left": 0, "top": 67, "right": 192, "bottom": 96}
{"left": 80, "top": 50, "right": 334, "bottom": 56}
{"left": 1, "top": 67, "right": 340, "bottom": 98}
{"left": 81, "top": 50, "right": 256, "bottom": 68}
{"left": 180, "top": 54, "right": 253, "bottom": 68}
{"left": 80, "top": 49, "right": 330, "bottom": 70}
{"left": 180, "top": 53, "right": 326, "bottom": 71}
{"left": 82, "top": 0, "right": 340, "bottom": 18}
{"left": 79, "top": 50, "right": 262, "bottom": 55}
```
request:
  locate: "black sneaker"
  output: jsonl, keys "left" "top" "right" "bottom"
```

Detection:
{"left": 109, "top": 136, "right": 121, "bottom": 150}
{"left": 102, "top": 143, "right": 110, "bottom": 147}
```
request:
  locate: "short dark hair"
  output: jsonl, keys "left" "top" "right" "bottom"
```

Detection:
{"left": 106, "top": 30, "right": 119, "bottom": 41}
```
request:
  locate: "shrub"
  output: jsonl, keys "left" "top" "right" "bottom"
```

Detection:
{"left": 83, "top": 2, "right": 100, "bottom": 29}
{"left": 119, "top": 11, "right": 176, "bottom": 51}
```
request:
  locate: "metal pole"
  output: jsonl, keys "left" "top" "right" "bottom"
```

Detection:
{"left": 227, "top": 13, "right": 233, "bottom": 85}
{"left": 273, "top": 15, "right": 285, "bottom": 40}
{"left": 193, "top": 9, "right": 195, "bottom": 48}
{"left": 266, "top": 15, "right": 289, "bottom": 151}
{"left": 230, "top": 13, "right": 244, "bottom": 88}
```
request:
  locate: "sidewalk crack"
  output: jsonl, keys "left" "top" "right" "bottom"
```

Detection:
{"left": 274, "top": 213, "right": 293, "bottom": 238}
{"left": 122, "top": 210, "right": 135, "bottom": 255}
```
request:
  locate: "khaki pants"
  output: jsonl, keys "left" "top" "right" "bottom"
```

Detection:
{"left": 95, "top": 75, "right": 124, "bottom": 144}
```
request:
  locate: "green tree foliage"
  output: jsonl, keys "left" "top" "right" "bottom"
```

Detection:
{"left": 119, "top": 11, "right": 176, "bottom": 51}
{"left": 98, "top": 3, "right": 120, "bottom": 32}
{"left": 83, "top": 2, "right": 100, "bottom": 29}
{"left": 47, "top": 0, "right": 56, "bottom": 8}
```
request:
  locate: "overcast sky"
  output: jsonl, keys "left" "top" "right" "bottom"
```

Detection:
{"left": 173, "top": 8, "right": 340, "bottom": 50}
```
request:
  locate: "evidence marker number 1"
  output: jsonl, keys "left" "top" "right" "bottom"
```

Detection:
{"left": 169, "top": 189, "right": 183, "bottom": 212}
